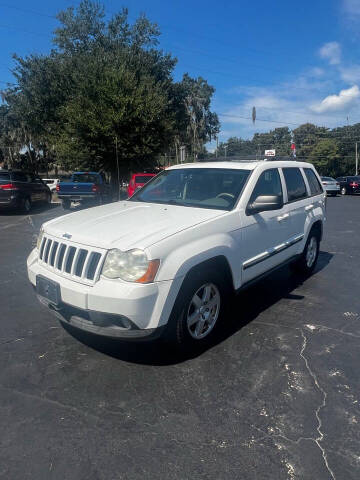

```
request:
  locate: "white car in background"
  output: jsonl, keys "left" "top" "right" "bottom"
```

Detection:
{"left": 28, "top": 160, "right": 325, "bottom": 349}
{"left": 321, "top": 177, "right": 340, "bottom": 196}
{"left": 42, "top": 178, "right": 60, "bottom": 193}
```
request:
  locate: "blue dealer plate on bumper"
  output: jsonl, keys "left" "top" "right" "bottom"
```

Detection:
{"left": 36, "top": 275, "right": 61, "bottom": 306}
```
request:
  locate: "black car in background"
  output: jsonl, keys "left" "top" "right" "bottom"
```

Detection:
{"left": 0, "top": 170, "right": 51, "bottom": 213}
{"left": 336, "top": 176, "right": 360, "bottom": 195}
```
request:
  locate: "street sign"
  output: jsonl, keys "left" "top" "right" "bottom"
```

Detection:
{"left": 265, "top": 149, "right": 276, "bottom": 156}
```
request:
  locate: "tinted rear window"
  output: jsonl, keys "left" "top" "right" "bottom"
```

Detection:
{"left": 305, "top": 169, "right": 323, "bottom": 195}
{"left": 347, "top": 177, "right": 360, "bottom": 182}
{"left": 134, "top": 175, "right": 154, "bottom": 184}
{"left": 283, "top": 168, "right": 307, "bottom": 202}
{"left": 321, "top": 177, "right": 334, "bottom": 181}
{"left": 0, "top": 173, "right": 10, "bottom": 181}
{"left": 72, "top": 174, "right": 99, "bottom": 184}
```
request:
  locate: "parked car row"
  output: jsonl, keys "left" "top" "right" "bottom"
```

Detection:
{"left": 320, "top": 176, "right": 360, "bottom": 196}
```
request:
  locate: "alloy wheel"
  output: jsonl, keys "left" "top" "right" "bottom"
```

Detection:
{"left": 186, "top": 283, "right": 220, "bottom": 339}
{"left": 306, "top": 237, "right": 318, "bottom": 268}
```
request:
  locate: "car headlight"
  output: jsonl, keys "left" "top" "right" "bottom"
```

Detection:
{"left": 36, "top": 228, "right": 44, "bottom": 250}
{"left": 102, "top": 248, "right": 160, "bottom": 283}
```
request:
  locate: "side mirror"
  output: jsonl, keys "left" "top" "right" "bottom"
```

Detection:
{"left": 246, "top": 195, "right": 283, "bottom": 215}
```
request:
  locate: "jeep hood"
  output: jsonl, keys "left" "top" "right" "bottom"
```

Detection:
{"left": 44, "top": 201, "right": 224, "bottom": 250}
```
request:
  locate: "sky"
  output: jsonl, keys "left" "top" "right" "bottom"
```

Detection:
{"left": 1, "top": 0, "right": 360, "bottom": 150}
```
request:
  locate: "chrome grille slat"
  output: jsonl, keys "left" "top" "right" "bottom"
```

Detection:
{"left": 81, "top": 251, "right": 91, "bottom": 279}
{"left": 70, "top": 248, "right": 82, "bottom": 276}
{"left": 43, "top": 239, "right": 52, "bottom": 263}
{"left": 38, "top": 235, "right": 105, "bottom": 285}
{"left": 39, "top": 237, "right": 47, "bottom": 260}
{"left": 49, "top": 241, "right": 59, "bottom": 266}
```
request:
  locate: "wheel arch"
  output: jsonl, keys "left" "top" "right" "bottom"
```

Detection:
{"left": 309, "top": 219, "right": 323, "bottom": 241}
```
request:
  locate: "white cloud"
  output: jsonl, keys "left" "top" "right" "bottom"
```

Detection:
{"left": 311, "top": 85, "right": 360, "bottom": 113}
{"left": 319, "top": 42, "right": 341, "bottom": 65}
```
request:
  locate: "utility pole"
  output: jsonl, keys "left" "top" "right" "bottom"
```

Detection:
{"left": 356, "top": 142, "right": 359, "bottom": 176}
{"left": 224, "top": 145, "right": 228, "bottom": 158}
{"left": 216, "top": 136, "right": 218, "bottom": 158}
{"left": 115, "top": 136, "right": 120, "bottom": 201}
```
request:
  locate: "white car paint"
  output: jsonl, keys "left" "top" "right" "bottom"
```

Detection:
{"left": 27, "top": 160, "right": 326, "bottom": 338}
{"left": 42, "top": 178, "right": 60, "bottom": 193}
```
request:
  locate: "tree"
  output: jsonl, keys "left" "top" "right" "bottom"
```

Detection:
{"left": 308, "top": 139, "right": 340, "bottom": 177}
{"left": 177, "top": 74, "right": 220, "bottom": 161}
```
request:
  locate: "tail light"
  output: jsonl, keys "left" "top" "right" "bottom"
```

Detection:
{"left": 322, "top": 182, "right": 328, "bottom": 185}
{"left": 336, "top": 182, "right": 340, "bottom": 186}
{"left": 0, "top": 183, "right": 19, "bottom": 190}
{"left": 56, "top": 184, "right": 60, "bottom": 191}
{"left": 92, "top": 185, "right": 100, "bottom": 193}
{"left": 349, "top": 182, "right": 359, "bottom": 187}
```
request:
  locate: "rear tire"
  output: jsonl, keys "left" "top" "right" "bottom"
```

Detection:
{"left": 21, "top": 197, "right": 31, "bottom": 213}
{"left": 292, "top": 230, "right": 320, "bottom": 275}
{"left": 62, "top": 199, "right": 71, "bottom": 210}
{"left": 341, "top": 187, "right": 347, "bottom": 195}
{"left": 165, "top": 268, "right": 231, "bottom": 348}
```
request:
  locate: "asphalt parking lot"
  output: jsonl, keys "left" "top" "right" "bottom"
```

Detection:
{"left": 0, "top": 197, "right": 359, "bottom": 480}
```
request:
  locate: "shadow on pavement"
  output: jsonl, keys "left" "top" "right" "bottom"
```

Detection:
{"left": 0, "top": 203, "right": 60, "bottom": 217}
{"left": 62, "top": 251, "right": 333, "bottom": 366}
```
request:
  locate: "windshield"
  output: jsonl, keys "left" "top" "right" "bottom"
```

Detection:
{"left": 129, "top": 168, "right": 251, "bottom": 211}
{"left": 72, "top": 173, "right": 99, "bottom": 184}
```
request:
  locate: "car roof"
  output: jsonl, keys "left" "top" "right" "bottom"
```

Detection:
{"left": 73, "top": 171, "right": 99, "bottom": 175}
{"left": 167, "top": 160, "right": 314, "bottom": 171}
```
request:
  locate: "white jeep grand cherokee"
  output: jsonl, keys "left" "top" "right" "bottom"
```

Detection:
{"left": 27, "top": 160, "right": 325, "bottom": 346}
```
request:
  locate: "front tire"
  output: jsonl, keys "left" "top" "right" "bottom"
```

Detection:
{"left": 292, "top": 231, "right": 320, "bottom": 275}
{"left": 166, "top": 269, "right": 230, "bottom": 348}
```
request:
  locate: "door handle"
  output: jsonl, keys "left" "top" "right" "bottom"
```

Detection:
{"left": 305, "top": 204, "right": 314, "bottom": 211}
{"left": 277, "top": 213, "right": 289, "bottom": 222}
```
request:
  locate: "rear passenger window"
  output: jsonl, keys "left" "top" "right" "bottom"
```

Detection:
{"left": 249, "top": 168, "right": 283, "bottom": 203}
{"left": 283, "top": 168, "right": 307, "bottom": 202}
{"left": 304, "top": 168, "right": 323, "bottom": 195}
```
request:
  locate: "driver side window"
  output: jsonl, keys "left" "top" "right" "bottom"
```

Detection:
{"left": 249, "top": 168, "right": 283, "bottom": 204}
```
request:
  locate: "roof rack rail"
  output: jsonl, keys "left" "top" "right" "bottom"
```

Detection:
{"left": 198, "top": 155, "right": 303, "bottom": 163}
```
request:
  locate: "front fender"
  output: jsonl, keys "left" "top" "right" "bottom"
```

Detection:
{"left": 154, "top": 233, "right": 240, "bottom": 289}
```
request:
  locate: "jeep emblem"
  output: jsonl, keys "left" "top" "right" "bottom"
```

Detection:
{"left": 63, "top": 233, "right": 72, "bottom": 239}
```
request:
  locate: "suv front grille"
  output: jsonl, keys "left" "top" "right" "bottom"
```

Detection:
{"left": 38, "top": 235, "right": 106, "bottom": 284}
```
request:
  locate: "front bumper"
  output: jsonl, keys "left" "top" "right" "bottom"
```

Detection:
{"left": 36, "top": 294, "right": 165, "bottom": 339}
{"left": 27, "top": 248, "right": 183, "bottom": 338}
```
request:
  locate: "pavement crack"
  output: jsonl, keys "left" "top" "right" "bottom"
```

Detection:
{"left": 0, "top": 384, "right": 101, "bottom": 423}
{"left": 300, "top": 329, "right": 336, "bottom": 480}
